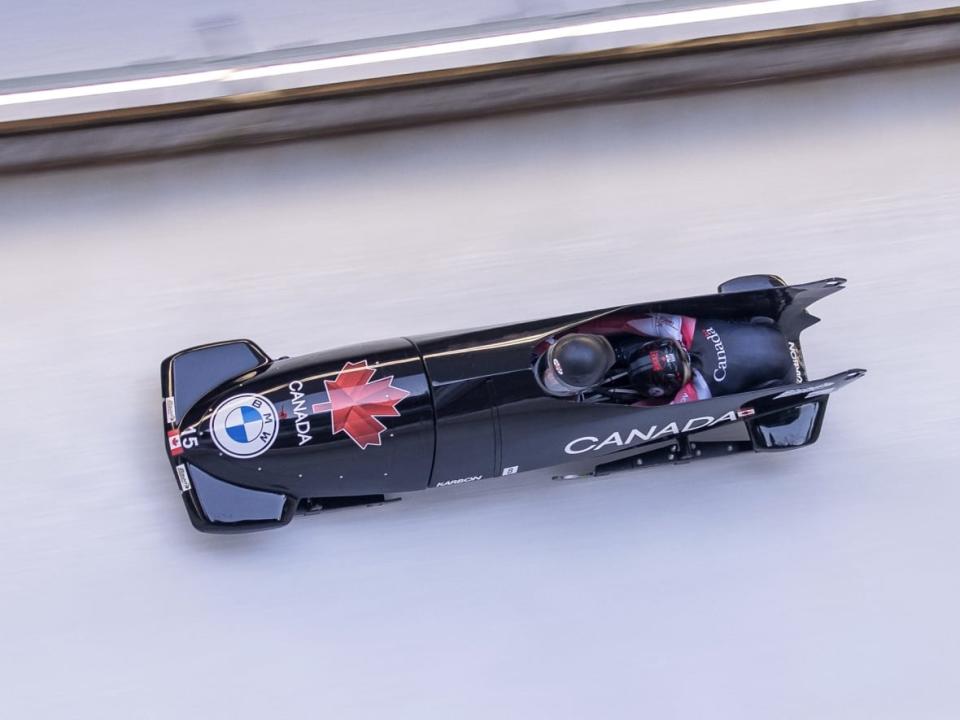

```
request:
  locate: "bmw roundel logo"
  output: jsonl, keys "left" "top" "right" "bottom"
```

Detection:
{"left": 210, "top": 393, "right": 279, "bottom": 459}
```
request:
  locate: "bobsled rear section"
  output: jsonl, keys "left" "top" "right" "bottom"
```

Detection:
{"left": 409, "top": 277, "right": 864, "bottom": 486}
{"left": 588, "top": 366, "right": 866, "bottom": 477}
{"left": 712, "top": 275, "right": 850, "bottom": 384}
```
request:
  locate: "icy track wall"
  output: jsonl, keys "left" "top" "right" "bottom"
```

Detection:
{"left": 1, "top": 60, "right": 959, "bottom": 718}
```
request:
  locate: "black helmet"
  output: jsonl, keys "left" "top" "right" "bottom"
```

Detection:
{"left": 541, "top": 333, "right": 615, "bottom": 396}
{"left": 627, "top": 338, "right": 692, "bottom": 398}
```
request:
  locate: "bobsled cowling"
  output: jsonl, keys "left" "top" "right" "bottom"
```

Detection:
{"left": 161, "top": 276, "right": 864, "bottom": 533}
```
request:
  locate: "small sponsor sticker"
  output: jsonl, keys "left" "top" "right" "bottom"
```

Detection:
{"left": 737, "top": 408, "right": 755, "bottom": 418}
{"left": 787, "top": 341, "right": 804, "bottom": 383}
{"left": 167, "top": 429, "right": 184, "bottom": 456}
{"left": 175, "top": 464, "right": 191, "bottom": 492}
{"left": 436, "top": 475, "right": 482, "bottom": 487}
{"left": 210, "top": 393, "right": 279, "bottom": 459}
{"left": 774, "top": 381, "right": 834, "bottom": 400}
{"left": 164, "top": 396, "right": 177, "bottom": 424}
{"left": 502, "top": 466, "right": 519, "bottom": 475}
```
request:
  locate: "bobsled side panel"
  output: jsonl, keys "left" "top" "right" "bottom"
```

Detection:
{"left": 424, "top": 378, "right": 498, "bottom": 487}
{"left": 494, "top": 369, "right": 864, "bottom": 473}
{"left": 413, "top": 318, "right": 580, "bottom": 485}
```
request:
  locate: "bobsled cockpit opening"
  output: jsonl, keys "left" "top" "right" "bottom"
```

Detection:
{"left": 534, "top": 308, "right": 800, "bottom": 407}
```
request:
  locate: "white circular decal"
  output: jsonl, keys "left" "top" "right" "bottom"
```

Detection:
{"left": 210, "top": 393, "right": 279, "bottom": 459}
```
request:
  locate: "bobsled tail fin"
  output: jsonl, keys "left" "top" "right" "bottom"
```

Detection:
{"left": 715, "top": 277, "right": 849, "bottom": 383}
{"left": 776, "top": 278, "right": 848, "bottom": 365}
{"left": 780, "top": 277, "right": 847, "bottom": 334}
{"left": 161, "top": 339, "right": 269, "bottom": 425}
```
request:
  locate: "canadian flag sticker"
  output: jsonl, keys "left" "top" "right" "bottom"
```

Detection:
{"left": 167, "top": 429, "right": 184, "bottom": 456}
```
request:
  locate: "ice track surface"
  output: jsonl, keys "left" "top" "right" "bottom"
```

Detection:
{"left": 2, "top": 60, "right": 959, "bottom": 719}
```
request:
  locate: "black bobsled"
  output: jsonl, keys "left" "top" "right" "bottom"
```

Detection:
{"left": 161, "top": 276, "right": 864, "bottom": 533}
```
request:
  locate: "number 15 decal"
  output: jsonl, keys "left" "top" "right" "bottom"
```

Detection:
{"left": 168, "top": 428, "right": 199, "bottom": 455}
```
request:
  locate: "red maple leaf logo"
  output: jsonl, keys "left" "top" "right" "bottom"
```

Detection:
{"left": 311, "top": 360, "right": 411, "bottom": 449}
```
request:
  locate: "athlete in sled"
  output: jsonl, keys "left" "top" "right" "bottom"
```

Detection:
{"left": 537, "top": 312, "right": 797, "bottom": 404}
